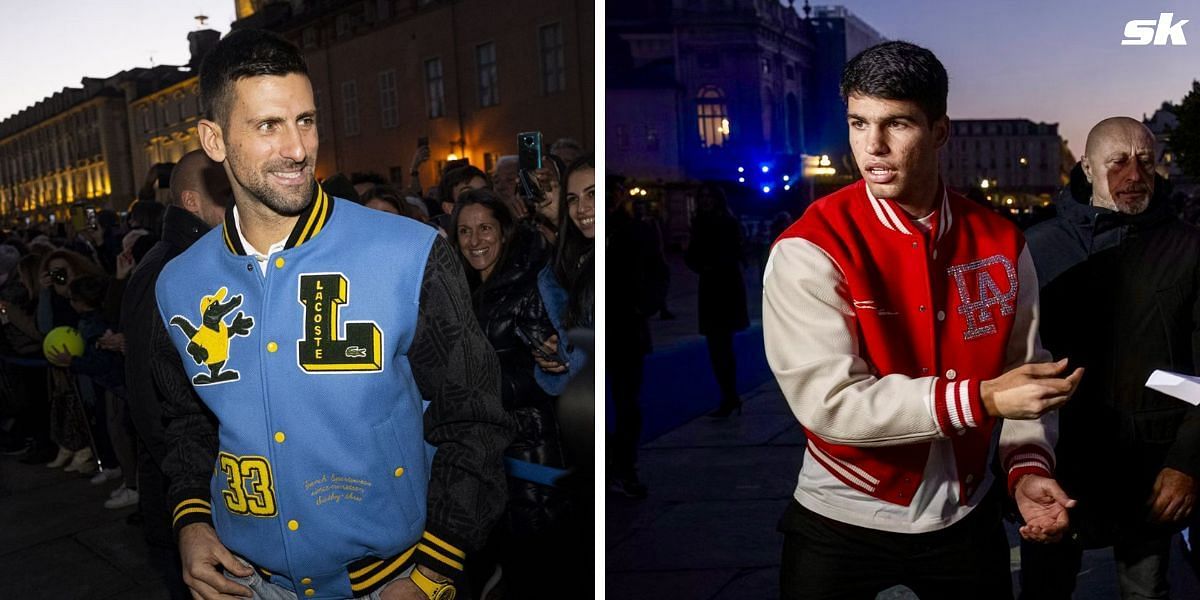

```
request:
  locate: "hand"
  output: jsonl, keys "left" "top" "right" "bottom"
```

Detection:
{"left": 410, "top": 145, "right": 431, "bottom": 172}
{"left": 379, "top": 566, "right": 449, "bottom": 600}
{"left": 980, "top": 358, "right": 1084, "bottom": 419}
{"left": 47, "top": 345, "right": 74, "bottom": 367}
{"left": 116, "top": 251, "right": 136, "bottom": 280}
{"left": 97, "top": 330, "right": 126, "bottom": 353}
{"left": 178, "top": 523, "right": 254, "bottom": 599}
{"left": 533, "top": 334, "right": 568, "bottom": 373}
{"left": 1147, "top": 467, "right": 1197, "bottom": 524}
{"left": 1015, "top": 474, "right": 1076, "bottom": 543}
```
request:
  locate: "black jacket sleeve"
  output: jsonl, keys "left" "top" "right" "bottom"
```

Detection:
{"left": 1166, "top": 259, "right": 1200, "bottom": 478}
{"left": 408, "top": 236, "right": 513, "bottom": 579}
{"left": 151, "top": 308, "right": 220, "bottom": 536}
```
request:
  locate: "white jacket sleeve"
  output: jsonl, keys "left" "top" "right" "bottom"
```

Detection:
{"left": 763, "top": 237, "right": 988, "bottom": 447}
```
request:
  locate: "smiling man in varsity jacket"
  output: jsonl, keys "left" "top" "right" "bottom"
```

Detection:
{"left": 150, "top": 30, "right": 511, "bottom": 600}
{"left": 764, "top": 41, "right": 1085, "bottom": 599}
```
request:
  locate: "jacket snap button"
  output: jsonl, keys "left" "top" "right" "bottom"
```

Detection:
{"left": 919, "top": 305, "right": 926, "bottom": 312}
{"left": 936, "top": 310, "right": 945, "bottom": 321}
{"left": 965, "top": 474, "right": 974, "bottom": 484}
{"left": 945, "top": 369, "right": 957, "bottom": 380}
{"left": 911, "top": 241, "right": 918, "bottom": 249}
{"left": 247, "top": 263, "right": 254, "bottom": 272}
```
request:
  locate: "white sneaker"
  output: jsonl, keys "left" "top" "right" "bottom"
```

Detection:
{"left": 104, "top": 486, "right": 139, "bottom": 509}
{"left": 64, "top": 447, "right": 94, "bottom": 473}
{"left": 109, "top": 483, "right": 128, "bottom": 499}
{"left": 90, "top": 466, "right": 122, "bottom": 485}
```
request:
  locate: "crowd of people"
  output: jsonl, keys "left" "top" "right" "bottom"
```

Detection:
{"left": 0, "top": 28, "right": 592, "bottom": 600}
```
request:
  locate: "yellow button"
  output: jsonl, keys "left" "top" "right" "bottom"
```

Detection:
{"left": 301, "top": 578, "right": 312, "bottom": 585}
{"left": 275, "top": 257, "right": 285, "bottom": 269}
{"left": 305, "top": 589, "right": 315, "bottom": 597}
{"left": 267, "top": 341, "right": 278, "bottom": 353}
{"left": 288, "top": 520, "right": 299, "bottom": 531}
{"left": 394, "top": 467, "right": 405, "bottom": 477}
{"left": 274, "top": 432, "right": 285, "bottom": 443}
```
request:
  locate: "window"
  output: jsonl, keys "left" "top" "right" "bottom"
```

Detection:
{"left": 141, "top": 107, "right": 151, "bottom": 133}
{"left": 341, "top": 80, "right": 360, "bottom": 136}
{"left": 425, "top": 58, "right": 445, "bottom": 118}
{"left": 378, "top": 69, "right": 398, "bottom": 129}
{"left": 476, "top": 42, "right": 499, "bottom": 107}
{"left": 539, "top": 24, "right": 565, "bottom": 94}
{"left": 696, "top": 86, "right": 729, "bottom": 148}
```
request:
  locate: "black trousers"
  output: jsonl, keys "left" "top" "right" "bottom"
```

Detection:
{"left": 137, "top": 444, "right": 190, "bottom": 599}
{"left": 607, "top": 350, "right": 644, "bottom": 479}
{"left": 779, "top": 498, "right": 1012, "bottom": 600}
{"left": 704, "top": 331, "right": 738, "bottom": 404}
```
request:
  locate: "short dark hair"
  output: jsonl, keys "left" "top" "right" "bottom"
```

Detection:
{"left": 200, "top": 29, "right": 308, "bottom": 125}
{"left": 438, "top": 166, "right": 491, "bottom": 209}
{"left": 840, "top": 41, "right": 948, "bottom": 124}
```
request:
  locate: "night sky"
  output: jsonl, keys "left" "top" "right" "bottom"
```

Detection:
{"left": 826, "top": 0, "right": 1200, "bottom": 155}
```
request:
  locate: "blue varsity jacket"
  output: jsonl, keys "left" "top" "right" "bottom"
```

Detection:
{"left": 155, "top": 186, "right": 449, "bottom": 599}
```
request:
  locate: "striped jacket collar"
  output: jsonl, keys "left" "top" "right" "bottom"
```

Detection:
{"left": 222, "top": 183, "right": 334, "bottom": 255}
{"left": 863, "top": 180, "right": 953, "bottom": 244}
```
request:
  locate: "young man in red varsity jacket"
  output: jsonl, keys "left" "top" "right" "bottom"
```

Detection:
{"left": 764, "top": 41, "right": 1085, "bottom": 599}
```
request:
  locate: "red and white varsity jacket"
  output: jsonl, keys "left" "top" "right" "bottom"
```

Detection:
{"left": 763, "top": 180, "right": 1057, "bottom": 533}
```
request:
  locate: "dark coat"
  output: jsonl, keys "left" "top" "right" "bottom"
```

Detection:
{"left": 685, "top": 210, "right": 749, "bottom": 336}
{"left": 121, "top": 205, "right": 210, "bottom": 466}
{"left": 471, "top": 231, "right": 570, "bottom": 535}
{"left": 607, "top": 207, "right": 666, "bottom": 355}
{"left": 1026, "top": 165, "right": 1200, "bottom": 545}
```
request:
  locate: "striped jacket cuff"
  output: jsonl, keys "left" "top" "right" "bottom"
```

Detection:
{"left": 412, "top": 529, "right": 468, "bottom": 579}
{"left": 932, "top": 378, "right": 989, "bottom": 437}
{"left": 1005, "top": 444, "right": 1055, "bottom": 496}
{"left": 171, "top": 494, "right": 213, "bottom": 536}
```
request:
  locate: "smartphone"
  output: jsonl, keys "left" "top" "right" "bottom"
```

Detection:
{"left": 85, "top": 207, "right": 98, "bottom": 230}
{"left": 417, "top": 136, "right": 429, "bottom": 149}
{"left": 518, "top": 131, "right": 542, "bottom": 171}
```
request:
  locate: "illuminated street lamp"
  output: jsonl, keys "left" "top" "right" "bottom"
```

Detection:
{"left": 980, "top": 178, "right": 989, "bottom": 190}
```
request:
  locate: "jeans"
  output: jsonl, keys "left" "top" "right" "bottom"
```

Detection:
{"left": 223, "top": 559, "right": 410, "bottom": 600}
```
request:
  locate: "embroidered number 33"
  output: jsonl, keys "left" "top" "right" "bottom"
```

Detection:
{"left": 218, "top": 452, "right": 277, "bottom": 517}
{"left": 298, "top": 273, "right": 383, "bottom": 372}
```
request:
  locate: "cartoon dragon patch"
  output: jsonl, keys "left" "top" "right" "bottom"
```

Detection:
{"left": 170, "top": 287, "right": 254, "bottom": 385}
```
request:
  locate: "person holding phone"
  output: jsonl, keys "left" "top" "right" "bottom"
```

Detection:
{"left": 450, "top": 188, "right": 578, "bottom": 599}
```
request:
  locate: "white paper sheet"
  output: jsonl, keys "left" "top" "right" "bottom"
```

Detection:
{"left": 1145, "top": 369, "right": 1200, "bottom": 406}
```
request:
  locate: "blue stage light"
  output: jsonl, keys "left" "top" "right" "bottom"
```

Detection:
{"left": 762, "top": 185, "right": 771, "bottom": 193}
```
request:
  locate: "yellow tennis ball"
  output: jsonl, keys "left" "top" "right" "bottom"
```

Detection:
{"left": 44, "top": 326, "right": 85, "bottom": 361}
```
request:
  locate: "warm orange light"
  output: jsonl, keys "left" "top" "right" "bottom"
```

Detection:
{"left": 447, "top": 153, "right": 459, "bottom": 161}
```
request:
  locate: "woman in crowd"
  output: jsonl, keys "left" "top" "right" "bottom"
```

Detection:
{"left": 532, "top": 155, "right": 595, "bottom": 394}
{"left": 684, "top": 183, "right": 750, "bottom": 418}
{"left": 450, "top": 188, "right": 574, "bottom": 599}
{"left": 37, "top": 249, "right": 112, "bottom": 473}
{"left": 0, "top": 251, "right": 52, "bottom": 463}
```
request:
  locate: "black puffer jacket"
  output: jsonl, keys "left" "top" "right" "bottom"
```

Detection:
{"left": 1026, "top": 164, "right": 1200, "bottom": 545}
{"left": 471, "top": 225, "right": 570, "bottom": 534}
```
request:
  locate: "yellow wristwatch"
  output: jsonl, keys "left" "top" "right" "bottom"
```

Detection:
{"left": 411, "top": 567, "right": 456, "bottom": 600}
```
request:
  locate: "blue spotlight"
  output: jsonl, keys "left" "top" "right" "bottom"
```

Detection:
{"left": 762, "top": 185, "right": 772, "bottom": 193}
{"left": 761, "top": 166, "right": 770, "bottom": 174}
{"left": 738, "top": 177, "right": 745, "bottom": 183}
{"left": 737, "top": 166, "right": 745, "bottom": 173}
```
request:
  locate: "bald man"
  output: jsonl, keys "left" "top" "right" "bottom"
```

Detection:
{"left": 121, "top": 149, "right": 231, "bottom": 600}
{"left": 1022, "top": 117, "right": 1200, "bottom": 599}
